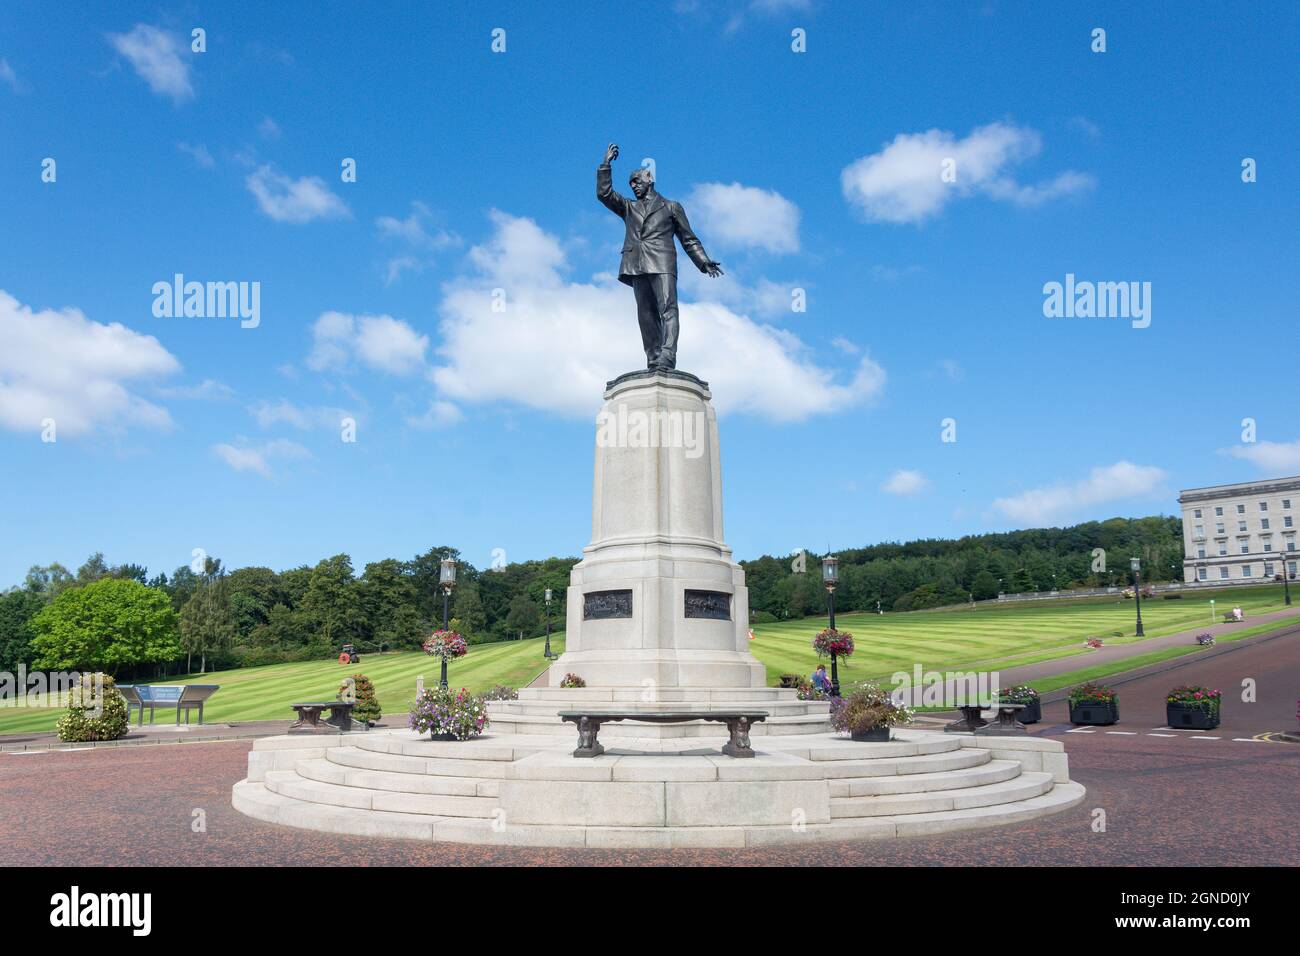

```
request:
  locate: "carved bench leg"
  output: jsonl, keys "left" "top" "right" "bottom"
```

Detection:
{"left": 721, "top": 716, "right": 755, "bottom": 758}
{"left": 573, "top": 716, "right": 605, "bottom": 758}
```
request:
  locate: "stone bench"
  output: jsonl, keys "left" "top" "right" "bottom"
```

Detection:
{"left": 557, "top": 710, "right": 768, "bottom": 758}
{"left": 289, "top": 701, "right": 356, "bottom": 734}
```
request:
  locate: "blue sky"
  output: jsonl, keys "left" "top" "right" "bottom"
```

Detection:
{"left": 1, "top": 1, "right": 1298, "bottom": 587}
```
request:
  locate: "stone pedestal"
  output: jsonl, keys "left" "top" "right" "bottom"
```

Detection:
{"left": 546, "top": 370, "right": 766, "bottom": 689}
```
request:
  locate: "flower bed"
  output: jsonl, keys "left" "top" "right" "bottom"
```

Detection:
{"left": 1084, "top": 637, "right": 1104, "bottom": 649}
{"left": 483, "top": 684, "right": 519, "bottom": 701}
{"left": 559, "top": 673, "right": 586, "bottom": 688}
{"left": 1196, "top": 632, "right": 1215, "bottom": 646}
{"left": 1166, "top": 685, "right": 1221, "bottom": 730}
{"left": 795, "top": 682, "right": 830, "bottom": 702}
{"left": 409, "top": 686, "right": 489, "bottom": 740}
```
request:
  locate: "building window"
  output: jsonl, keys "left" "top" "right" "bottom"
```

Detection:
{"left": 1287, "top": 536, "right": 1297, "bottom": 551}
{"left": 1215, "top": 506, "right": 1224, "bottom": 516}
{"left": 1260, "top": 501, "right": 1269, "bottom": 512}
{"left": 1264, "top": 563, "right": 1274, "bottom": 577}
{"left": 1241, "top": 543, "right": 1250, "bottom": 554}
{"left": 1289, "top": 561, "right": 1298, "bottom": 577}
{"left": 1264, "top": 542, "right": 1273, "bottom": 552}
{"left": 1262, "top": 518, "right": 1270, "bottom": 530}
{"left": 1197, "top": 548, "right": 1206, "bottom": 558}
{"left": 1237, "top": 504, "right": 1246, "bottom": 514}
{"left": 1285, "top": 516, "right": 1293, "bottom": 528}
{"left": 1241, "top": 565, "right": 1252, "bottom": 577}
{"left": 1220, "top": 567, "right": 1230, "bottom": 579}
{"left": 1198, "top": 567, "right": 1208, "bottom": 581}
{"left": 1216, "top": 523, "right": 1225, "bottom": 534}
{"left": 1284, "top": 499, "right": 1292, "bottom": 509}
{"left": 1194, "top": 508, "right": 1203, "bottom": 518}
{"left": 1219, "top": 544, "right": 1228, "bottom": 556}
{"left": 1195, "top": 524, "right": 1205, "bottom": 536}
{"left": 1238, "top": 521, "right": 1248, "bottom": 532}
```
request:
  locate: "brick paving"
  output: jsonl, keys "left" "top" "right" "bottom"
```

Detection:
{"left": 3, "top": 630, "right": 1297, "bottom": 867}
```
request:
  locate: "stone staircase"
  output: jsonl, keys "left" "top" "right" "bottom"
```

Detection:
{"left": 233, "top": 727, "right": 1084, "bottom": 848}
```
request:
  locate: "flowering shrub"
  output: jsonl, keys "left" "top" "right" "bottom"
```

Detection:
{"left": 1167, "top": 685, "right": 1221, "bottom": 711}
{"left": 1084, "top": 637, "right": 1104, "bottom": 649}
{"left": 1196, "top": 633, "right": 1215, "bottom": 646}
{"left": 812, "top": 628, "right": 855, "bottom": 658}
{"left": 338, "top": 673, "right": 382, "bottom": 725}
{"left": 56, "top": 674, "right": 129, "bottom": 742}
{"left": 483, "top": 684, "right": 519, "bottom": 701}
{"left": 1068, "top": 681, "right": 1116, "bottom": 705}
{"left": 408, "top": 687, "right": 489, "bottom": 740}
{"left": 559, "top": 673, "right": 586, "bottom": 688}
{"left": 999, "top": 684, "right": 1039, "bottom": 704}
{"left": 795, "top": 682, "right": 830, "bottom": 701}
{"left": 829, "top": 682, "right": 913, "bottom": 735}
{"left": 422, "top": 630, "right": 467, "bottom": 660}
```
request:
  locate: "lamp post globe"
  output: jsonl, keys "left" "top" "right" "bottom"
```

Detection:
{"left": 1130, "top": 556, "right": 1144, "bottom": 637}
{"left": 822, "top": 555, "right": 840, "bottom": 697}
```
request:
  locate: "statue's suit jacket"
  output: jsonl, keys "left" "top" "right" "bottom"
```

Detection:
{"left": 597, "top": 164, "right": 713, "bottom": 285}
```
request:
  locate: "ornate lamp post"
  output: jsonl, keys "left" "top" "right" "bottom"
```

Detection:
{"left": 439, "top": 558, "right": 456, "bottom": 688}
{"left": 822, "top": 555, "right": 840, "bottom": 697}
{"left": 544, "top": 588, "right": 557, "bottom": 659}
{"left": 1130, "top": 556, "right": 1144, "bottom": 637}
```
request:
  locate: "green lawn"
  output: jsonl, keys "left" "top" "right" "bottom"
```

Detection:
{"left": 2, "top": 583, "right": 1294, "bottom": 736}
{"left": 0, "top": 635, "right": 564, "bottom": 735}
{"left": 746, "top": 583, "right": 1295, "bottom": 686}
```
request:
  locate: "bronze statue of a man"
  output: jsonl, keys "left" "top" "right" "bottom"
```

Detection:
{"left": 597, "top": 143, "right": 723, "bottom": 371}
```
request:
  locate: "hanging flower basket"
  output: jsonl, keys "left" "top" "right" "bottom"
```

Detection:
{"left": 812, "top": 628, "right": 855, "bottom": 658}
{"left": 422, "top": 630, "right": 468, "bottom": 660}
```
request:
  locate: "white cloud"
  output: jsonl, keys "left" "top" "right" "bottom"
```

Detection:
{"left": 883, "top": 469, "right": 929, "bottom": 496}
{"left": 106, "top": 24, "right": 193, "bottom": 104}
{"left": 1225, "top": 441, "right": 1300, "bottom": 474}
{"left": 677, "top": 270, "right": 802, "bottom": 320}
{"left": 246, "top": 165, "right": 349, "bottom": 223}
{"left": 156, "top": 378, "right": 233, "bottom": 400}
{"left": 0, "top": 59, "right": 20, "bottom": 92}
{"left": 306, "top": 312, "right": 428, "bottom": 376}
{"left": 405, "top": 400, "right": 463, "bottom": 430}
{"left": 248, "top": 399, "right": 353, "bottom": 430}
{"left": 841, "top": 122, "right": 1094, "bottom": 224}
{"left": 376, "top": 201, "right": 459, "bottom": 284}
{"left": 257, "top": 116, "right": 282, "bottom": 139}
{"left": 992, "top": 461, "right": 1167, "bottom": 527}
{"left": 176, "top": 141, "right": 215, "bottom": 168}
{"left": 429, "top": 211, "right": 885, "bottom": 423}
{"left": 685, "top": 182, "right": 800, "bottom": 254}
{"left": 831, "top": 336, "right": 860, "bottom": 355}
{"left": 213, "top": 439, "right": 311, "bottom": 478}
{"left": 0, "top": 289, "right": 179, "bottom": 437}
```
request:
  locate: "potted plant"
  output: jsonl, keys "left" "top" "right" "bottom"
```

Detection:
{"left": 338, "top": 673, "right": 381, "bottom": 728}
{"left": 829, "top": 682, "right": 913, "bottom": 742}
{"left": 483, "top": 684, "right": 518, "bottom": 701}
{"left": 1196, "top": 632, "right": 1215, "bottom": 646}
{"left": 1166, "top": 685, "right": 1221, "bottom": 730}
{"left": 559, "top": 673, "right": 586, "bottom": 688}
{"left": 795, "top": 682, "right": 829, "bottom": 702}
{"left": 999, "top": 684, "right": 1041, "bottom": 724}
{"left": 1068, "top": 681, "right": 1119, "bottom": 725}
{"left": 408, "top": 686, "right": 489, "bottom": 741}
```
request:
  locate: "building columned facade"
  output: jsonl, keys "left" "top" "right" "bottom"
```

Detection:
{"left": 1179, "top": 476, "right": 1300, "bottom": 584}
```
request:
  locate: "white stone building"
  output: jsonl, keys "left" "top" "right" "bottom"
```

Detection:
{"left": 1179, "top": 476, "right": 1300, "bottom": 584}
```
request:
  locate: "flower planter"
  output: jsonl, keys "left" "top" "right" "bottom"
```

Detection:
{"left": 1166, "top": 702, "right": 1220, "bottom": 730}
{"left": 1012, "top": 698, "right": 1042, "bottom": 724}
{"left": 850, "top": 726, "right": 890, "bottom": 742}
{"left": 1069, "top": 699, "right": 1118, "bottom": 726}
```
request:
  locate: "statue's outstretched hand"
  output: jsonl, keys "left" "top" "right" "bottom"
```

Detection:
{"left": 704, "top": 261, "right": 724, "bottom": 278}
{"left": 604, "top": 143, "right": 619, "bottom": 165}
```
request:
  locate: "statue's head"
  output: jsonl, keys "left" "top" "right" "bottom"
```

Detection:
{"left": 628, "top": 165, "right": 655, "bottom": 200}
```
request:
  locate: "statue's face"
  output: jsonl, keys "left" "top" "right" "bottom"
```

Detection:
{"left": 629, "top": 172, "right": 653, "bottom": 200}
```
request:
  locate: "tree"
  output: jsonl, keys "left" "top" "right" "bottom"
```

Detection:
{"left": 451, "top": 579, "right": 488, "bottom": 641}
{"left": 301, "top": 554, "right": 364, "bottom": 651}
{"left": 179, "top": 568, "right": 236, "bottom": 673}
{"left": 359, "top": 559, "right": 424, "bottom": 650}
{"left": 0, "top": 589, "right": 46, "bottom": 672}
{"left": 23, "top": 563, "right": 75, "bottom": 599}
{"left": 505, "top": 593, "right": 541, "bottom": 638}
{"left": 31, "top": 578, "right": 181, "bottom": 675}
{"left": 75, "top": 552, "right": 112, "bottom": 586}
{"left": 970, "top": 570, "right": 1000, "bottom": 601}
